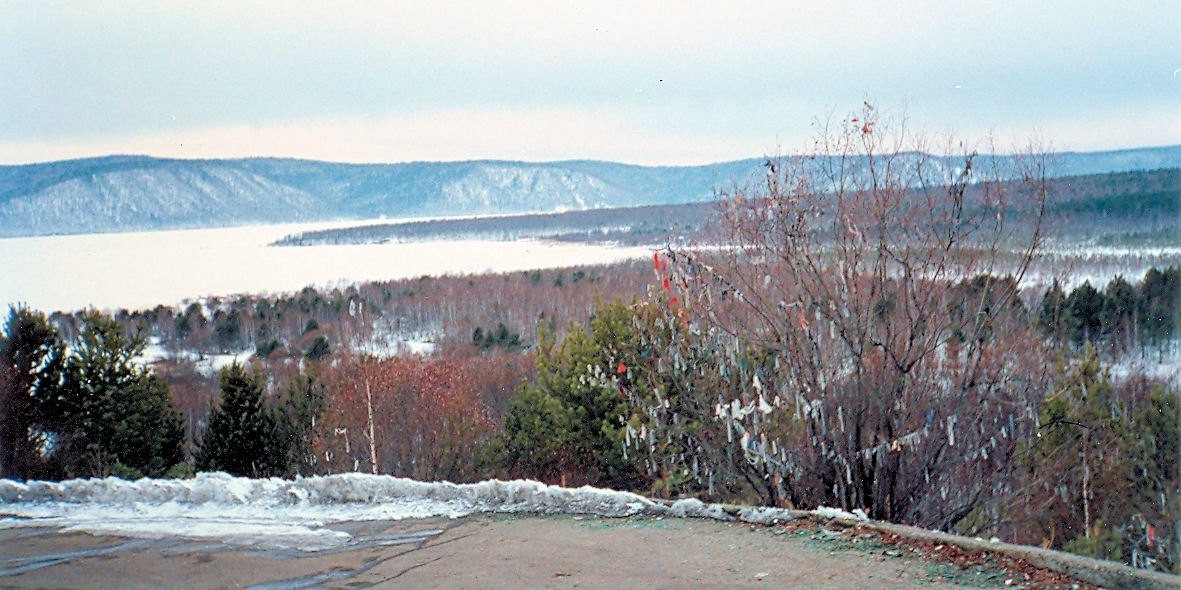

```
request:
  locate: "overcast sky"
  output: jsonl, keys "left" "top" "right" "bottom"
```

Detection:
{"left": 2, "top": 1, "right": 1178, "bottom": 165}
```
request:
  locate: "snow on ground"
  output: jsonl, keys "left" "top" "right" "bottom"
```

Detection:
{"left": 139, "top": 338, "right": 256, "bottom": 377}
{"left": 1039, "top": 245, "right": 1181, "bottom": 258}
{"left": 1108, "top": 341, "right": 1181, "bottom": 388}
{"left": 0, "top": 473, "right": 816, "bottom": 551}
{"left": 351, "top": 323, "right": 439, "bottom": 358}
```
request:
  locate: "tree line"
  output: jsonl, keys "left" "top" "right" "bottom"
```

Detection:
{"left": 1037, "top": 266, "right": 1179, "bottom": 353}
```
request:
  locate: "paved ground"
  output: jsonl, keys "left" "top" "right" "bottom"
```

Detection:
{"left": 0, "top": 514, "right": 1064, "bottom": 589}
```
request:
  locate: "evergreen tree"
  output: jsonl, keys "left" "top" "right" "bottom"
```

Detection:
{"left": 42, "top": 311, "right": 184, "bottom": 479}
{"left": 472, "top": 323, "right": 522, "bottom": 350}
{"left": 1024, "top": 348, "right": 1131, "bottom": 562}
{"left": 1139, "top": 266, "right": 1179, "bottom": 348}
{"left": 491, "top": 384, "right": 578, "bottom": 481}
{"left": 491, "top": 302, "right": 640, "bottom": 487}
{"left": 1067, "top": 281, "right": 1105, "bottom": 346}
{"left": 1038, "top": 279, "right": 1072, "bottom": 346}
{"left": 0, "top": 306, "right": 65, "bottom": 480}
{"left": 212, "top": 308, "right": 244, "bottom": 350}
{"left": 108, "top": 373, "right": 187, "bottom": 478}
{"left": 275, "top": 370, "right": 326, "bottom": 476}
{"left": 304, "top": 335, "right": 331, "bottom": 361}
{"left": 175, "top": 302, "right": 207, "bottom": 342}
{"left": 1101, "top": 275, "right": 1138, "bottom": 352}
{"left": 197, "top": 362, "right": 289, "bottom": 477}
{"left": 1024, "top": 347, "right": 1180, "bottom": 569}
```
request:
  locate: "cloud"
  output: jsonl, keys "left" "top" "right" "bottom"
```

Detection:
{"left": 2, "top": 97, "right": 1176, "bottom": 167}
{"left": 0, "top": 107, "right": 766, "bottom": 166}
{"left": 3, "top": 2, "right": 1177, "bottom": 164}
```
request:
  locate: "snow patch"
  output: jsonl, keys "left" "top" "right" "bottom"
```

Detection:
{"left": 351, "top": 325, "right": 438, "bottom": 358}
{"left": 666, "top": 497, "right": 730, "bottom": 521}
{"left": 738, "top": 506, "right": 799, "bottom": 525}
{"left": 1108, "top": 341, "right": 1181, "bottom": 388}
{"left": 813, "top": 505, "right": 870, "bottom": 522}
{"left": 138, "top": 343, "right": 254, "bottom": 377}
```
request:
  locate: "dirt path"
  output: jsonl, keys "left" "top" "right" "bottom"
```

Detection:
{"left": 0, "top": 514, "right": 1081, "bottom": 589}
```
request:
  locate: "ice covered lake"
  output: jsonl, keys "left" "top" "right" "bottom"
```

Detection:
{"left": 0, "top": 221, "right": 655, "bottom": 313}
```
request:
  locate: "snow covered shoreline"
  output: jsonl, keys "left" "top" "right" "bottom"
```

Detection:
{"left": 0, "top": 473, "right": 856, "bottom": 551}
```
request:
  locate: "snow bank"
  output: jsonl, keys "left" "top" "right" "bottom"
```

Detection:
{"left": 1, "top": 473, "right": 859, "bottom": 551}
{"left": 0, "top": 473, "right": 658, "bottom": 550}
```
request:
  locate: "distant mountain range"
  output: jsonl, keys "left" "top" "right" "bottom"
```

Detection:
{"left": 1, "top": 145, "right": 1178, "bottom": 237}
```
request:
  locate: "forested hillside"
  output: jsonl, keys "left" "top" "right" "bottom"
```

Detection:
{"left": 1, "top": 144, "right": 1177, "bottom": 237}
{"left": 271, "top": 167, "right": 1181, "bottom": 248}
{"left": 1047, "top": 168, "right": 1180, "bottom": 246}
{"left": 0, "top": 156, "right": 762, "bottom": 236}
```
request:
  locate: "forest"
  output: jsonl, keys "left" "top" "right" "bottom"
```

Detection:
{"left": 1, "top": 107, "right": 1178, "bottom": 573}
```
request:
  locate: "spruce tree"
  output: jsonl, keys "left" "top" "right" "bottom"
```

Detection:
{"left": 197, "top": 362, "right": 289, "bottom": 477}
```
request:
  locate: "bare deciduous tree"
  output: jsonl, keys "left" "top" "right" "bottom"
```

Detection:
{"left": 626, "top": 104, "right": 1055, "bottom": 532}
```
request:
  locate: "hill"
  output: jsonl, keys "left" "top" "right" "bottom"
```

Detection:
{"left": 0, "top": 145, "right": 1178, "bottom": 237}
{"left": 272, "top": 167, "right": 1180, "bottom": 249}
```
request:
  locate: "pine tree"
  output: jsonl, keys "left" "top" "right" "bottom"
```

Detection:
{"left": 0, "top": 306, "right": 65, "bottom": 479}
{"left": 197, "top": 362, "right": 289, "bottom": 477}
{"left": 213, "top": 308, "right": 244, "bottom": 350}
{"left": 492, "top": 302, "right": 640, "bottom": 487}
{"left": 304, "top": 335, "right": 331, "bottom": 361}
{"left": 108, "top": 373, "right": 186, "bottom": 478}
{"left": 492, "top": 384, "right": 578, "bottom": 481}
{"left": 1024, "top": 348, "right": 1127, "bottom": 560}
{"left": 1024, "top": 347, "right": 1180, "bottom": 569}
{"left": 42, "top": 311, "right": 184, "bottom": 479}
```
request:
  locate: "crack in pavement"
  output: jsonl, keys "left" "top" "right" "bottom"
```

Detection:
{"left": 246, "top": 518, "right": 472, "bottom": 589}
{"left": 0, "top": 538, "right": 157, "bottom": 577}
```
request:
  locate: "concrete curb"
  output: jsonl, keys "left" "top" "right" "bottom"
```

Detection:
{"left": 657, "top": 501, "right": 1179, "bottom": 589}
{"left": 807, "top": 512, "right": 1179, "bottom": 590}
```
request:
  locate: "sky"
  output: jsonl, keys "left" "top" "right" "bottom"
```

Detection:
{"left": 2, "top": 1, "right": 1178, "bottom": 166}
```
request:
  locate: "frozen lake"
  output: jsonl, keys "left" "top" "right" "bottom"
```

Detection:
{"left": 0, "top": 221, "right": 654, "bottom": 313}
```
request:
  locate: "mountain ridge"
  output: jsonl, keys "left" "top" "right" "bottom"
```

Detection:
{"left": 1, "top": 145, "right": 1178, "bottom": 237}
